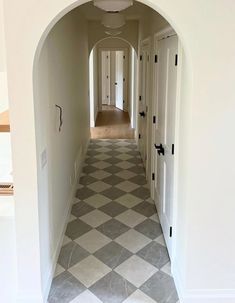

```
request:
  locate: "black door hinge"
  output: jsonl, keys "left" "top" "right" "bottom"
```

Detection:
{"left": 153, "top": 116, "right": 156, "bottom": 124}
{"left": 175, "top": 54, "right": 178, "bottom": 66}
{"left": 172, "top": 144, "right": 175, "bottom": 155}
{"left": 155, "top": 55, "right": 158, "bottom": 63}
{"left": 139, "top": 95, "right": 142, "bottom": 101}
{"left": 140, "top": 55, "right": 143, "bottom": 61}
{"left": 152, "top": 173, "right": 155, "bottom": 181}
{"left": 139, "top": 134, "right": 141, "bottom": 139}
{"left": 170, "top": 226, "right": 173, "bottom": 237}
{"left": 123, "top": 55, "right": 125, "bottom": 59}
{"left": 123, "top": 78, "right": 125, "bottom": 82}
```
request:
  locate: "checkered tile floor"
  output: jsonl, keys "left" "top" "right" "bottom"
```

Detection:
{"left": 48, "top": 139, "right": 179, "bottom": 303}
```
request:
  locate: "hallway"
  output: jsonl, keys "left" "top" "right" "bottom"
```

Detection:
{"left": 48, "top": 139, "right": 178, "bottom": 303}
{"left": 91, "top": 106, "right": 134, "bottom": 139}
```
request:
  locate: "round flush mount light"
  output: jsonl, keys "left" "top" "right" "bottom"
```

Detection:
{"left": 94, "top": 0, "right": 133, "bottom": 12}
{"left": 102, "top": 12, "right": 125, "bottom": 29}
{"left": 105, "top": 29, "right": 122, "bottom": 36}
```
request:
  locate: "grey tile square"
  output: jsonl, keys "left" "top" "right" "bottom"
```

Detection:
{"left": 99, "top": 201, "right": 128, "bottom": 217}
{"left": 85, "top": 157, "right": 99, "bottom": 165}
{"left": 48, "top": 271, "right": 86, "bottom": 303}
{"left": 83, "top": 165, "right": 98, "bottom": 174}
{"left": 129, "top": 166, "right": 145, "bottom": 174}
{"left": 140, "top": 271, "right": 178, "bottom": 303}
{"left": 133, "top": 201, "right": 157, "bottom": 217}
{"left": 79, "top": 175, "right": 97, "bottom": 185}
{"left": 76, "top": 187, "right": 95, "bottom": 200}
{"left": 101, "top": 187, "right": 125, "bottom": 200}
{"left": 58, "top": 241, "right": 89, "bottom": 269}
{"left": 129, "top": 175, "right": 147, "bottom": 186}
{"left": 89, "top": 271, "right": 136, "bottom": 303}
{"left": 94, "top": 241, "right": 132, "bottom": 269}
{"left": 134, "top": 219, "right": 162, "bottom": 240}
{"left": 127, "top": 157, "right": 143, "bottom": 164}
{"left": 87, "top": 150, "right": 101, "bottom": 156}
{"left": 97, "top": 219, "right": 130, "bottom": 240}
{"left": 137, "top": 241, "right": 170, "bottom": 269}
{"left": 131, "top": 187, "right": 150, "bottom": 200}
{"left": 105, "top": 157, "right": 122, "bottom": 164}
{"left": 66, "top": 219, "right": 92, "bottom": 240}
{"left": 102, "top": 175, "right": 123, "bottom": 186}
{"left": 71, "top": 201, "right": 95, "bottom": 218}
{"left": 104, "top": 165, "right": 122, "bottom": 174}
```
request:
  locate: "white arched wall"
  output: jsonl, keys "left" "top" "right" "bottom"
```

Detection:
{"left": 2, "top": 1, "right": 235, "bottom": 302}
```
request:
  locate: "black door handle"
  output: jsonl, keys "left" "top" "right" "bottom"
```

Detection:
{"left": 154, "top": 143, "right": 165, "bottom": 156}
{"left": 115, "top": 82, "right": 117, "bottom": 85}
{"left": 139, "top": 111, "right": 145, "bottom": 117}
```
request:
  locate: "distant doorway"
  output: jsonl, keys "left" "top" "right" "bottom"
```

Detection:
{"left": 100, "top": 49, "right": 128, "bottom": 111}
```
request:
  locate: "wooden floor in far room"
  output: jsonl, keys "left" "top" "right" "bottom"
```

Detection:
{"left": 91, "top": 105, "right": 135, "bottom": 139}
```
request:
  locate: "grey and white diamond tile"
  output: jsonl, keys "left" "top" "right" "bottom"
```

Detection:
{"left": 48, "top": 139, "right": 178, "bottom": 303}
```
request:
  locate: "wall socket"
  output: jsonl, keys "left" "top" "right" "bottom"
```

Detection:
{"left": 41, "top": 149, "right": 47, "bottom": 169}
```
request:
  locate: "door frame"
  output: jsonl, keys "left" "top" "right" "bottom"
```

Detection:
{"left": 151, "top": 26, "right": 183, "bottom": 260}
{"left": 98, "top": 47, "right": 129, "bottom": 112}
{"left": 138, "top": 37, "right": 151, "bottom": 178}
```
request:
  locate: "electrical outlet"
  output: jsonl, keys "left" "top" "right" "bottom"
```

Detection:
{"left": 41, "top": 149, "right": 47, "bottom": 169}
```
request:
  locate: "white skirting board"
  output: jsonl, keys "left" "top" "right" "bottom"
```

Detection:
{"left": 172, "top": 261, "right": 235, "bottom": 303}
{"left": 41, "top": 138, "right": 90, "bottom": 303}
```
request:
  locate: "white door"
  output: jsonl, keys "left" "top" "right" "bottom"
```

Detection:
{"left": 101, "top": 51, "right": 110, "bottom": 105}
{"left": 138, "top": 47, "right": 150, "bottom": 170}
{"left": 153, "top": 35, "right": 178, "bottom": 257}
{"left": 115, "top": 51, "right": 124, "bottom": 110}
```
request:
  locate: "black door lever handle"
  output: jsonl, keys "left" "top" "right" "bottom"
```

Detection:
{"left": 154, "top": 143, "right": 165, "bottom": 156}
{"left": 139, "top": 111, "right": 145, "bottom": 117}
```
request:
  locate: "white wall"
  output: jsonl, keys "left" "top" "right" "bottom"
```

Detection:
{"left": 34, "top": 9, "right": 90, "bottom": 298}
{"left": 3, "top": 0, "right": 235, "bottom": 302}
{"left": 0, "top": 0, "right": 8, "bottom": 112}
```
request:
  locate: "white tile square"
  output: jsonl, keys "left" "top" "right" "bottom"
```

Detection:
{"left": 115, "top": 210, "right": 146, "bottom": 228}
{"left": 62, "top": 235, "right": 72, "bottom": 246}
{"left": 123, "top": 290, "right": 156, "bottom": 303}
{"left": 161, "top": 261, "right": 172, "bottom": 276}
{"left": 84, "top": 194, "right": 111, "bottom": 208}
{"left": 94, "top": 154, "right": 111, "bottom": 161}
{"left": 115, "top": 181, "right": 139, "bottom": 193}
{"left": 92, "top": 161, "right": 111, "bottom": 170}
{"left": 54, "top": 264, "right": 65, "bottom": 277}
{"left": 116, "top": 154, "right": 133, "bottom": 161}
{"left": 116, "top": 147, "right": 131, "bottom": 153}
{"left": 115, "top": 170, "right": 137, "bottom": 180}
{"left": 69, "top": 256, "right": 111, "bottom": 287}
{"left": 87, "top": 181, "right": 111, "bottom": 193}
{"left": 115, "top": 229, "right": 151, "bottom": 253}
{"left": 149, "top": 213, "right": 159, "bottom": 222}
{"left": 90, "top": 170, "right": 111, "bottom": 180}
{"left": 70, "top": 290, "right": 103, "bottom": 303}
{"left": 95, "top": 147, "right": 112, "bottom": 153}
{"left": 80, "top": 209, "right": 111, "bottom": 228}
{"left": 115, "top": 194, "right": 142, "bottom": 208}
{"left": 114, "top": 255, "right": 157, "bottom": 287}
{"left": 154, "top": 234, "right": 166, "bottom": 246}
{"left": 116, "top": 161, "right": 135, "bottom": 169}
{"left": 69, "top": 214, "right": 77, "bottom": 222}
{"left": 75, "top": 229, "right": 111, "bottom": 253}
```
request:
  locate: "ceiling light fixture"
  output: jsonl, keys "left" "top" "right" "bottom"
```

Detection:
{"left": 105, "top": 30, "right": 122, "bottom": 36}
{"left": 94, "top": 0, "right": 133, "bottom": 12}
{"left": 102, "top": 12, "right": 125, "bottom": 29}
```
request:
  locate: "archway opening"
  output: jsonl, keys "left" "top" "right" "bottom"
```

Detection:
{"left": 29, "top": 0, "right": 190, "bottom": 302}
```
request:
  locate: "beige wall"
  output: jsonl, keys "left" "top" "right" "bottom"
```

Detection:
{"left": 34, "top": 10, "right": 90, "bottom": 296}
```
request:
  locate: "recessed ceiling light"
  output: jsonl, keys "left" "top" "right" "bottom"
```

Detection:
{"left": 94, "top": 0, "right": 133, "bottom": 12}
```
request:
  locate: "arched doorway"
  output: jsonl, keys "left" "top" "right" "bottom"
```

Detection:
{"left": 4, "top": 0, "right": 198, "bottom": 302}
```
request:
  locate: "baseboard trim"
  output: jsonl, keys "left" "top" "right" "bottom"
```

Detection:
{"left": 172, "top": 261, "right": 235, "bottom": 303}
{"left": 42, "top": 138, "right": 90, "bottom": 302}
